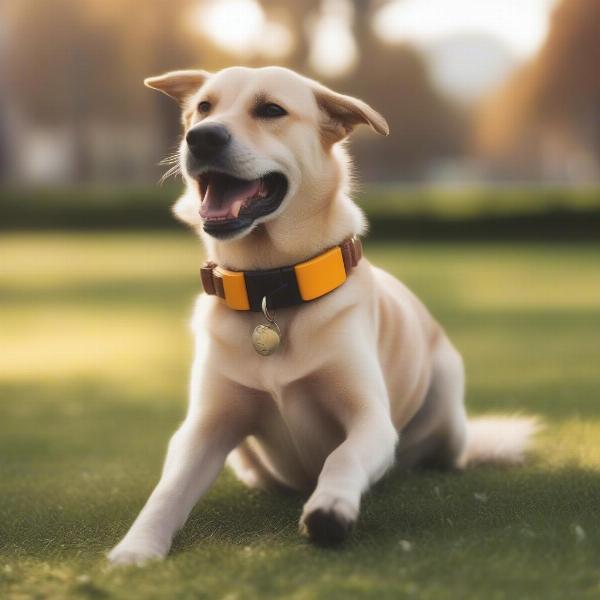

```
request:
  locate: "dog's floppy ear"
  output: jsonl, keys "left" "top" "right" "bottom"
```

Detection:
{"left": 144, "top": 69, "right": 211, "bottom": 104}
{"left": 312, "top": 83, "right": 389, "bottom": 144}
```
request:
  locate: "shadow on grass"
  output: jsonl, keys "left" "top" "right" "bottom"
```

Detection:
{"left": 4, "top": 457, "right": 600, "bottom": 598}
{"left": 3, "top": 378, "right": 600, "bottom": 565}
{"left": 6, "top": 458, "right": 599, "bottom": 558}
{"left": 165, "top": 463, "right": 600, "bottom": 557}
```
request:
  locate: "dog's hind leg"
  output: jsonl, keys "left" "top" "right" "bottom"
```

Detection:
{"left": 396, "top": 335, "right": 467, "bottom": 470}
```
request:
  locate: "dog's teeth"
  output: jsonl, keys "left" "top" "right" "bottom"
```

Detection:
{"left": 231, "top": 200, "right": 243, "bottom": 218}
{"left": 248, "top": 180, "right": 268, "bottom": 200}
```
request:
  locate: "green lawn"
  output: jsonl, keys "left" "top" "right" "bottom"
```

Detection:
{"left": 1, "top": 233, "right": 600, "bottom": 599}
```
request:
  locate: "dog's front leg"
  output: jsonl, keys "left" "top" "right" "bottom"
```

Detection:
{"left": 108, "top": 374, "right": 255, "bottom": 566}
{"left": 299, "top": 366, "right": 398, "bottom": 544}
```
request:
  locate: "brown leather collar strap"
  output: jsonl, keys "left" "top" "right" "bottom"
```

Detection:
{"left": 201, "top": 237, "right": 362, "bottom": 312}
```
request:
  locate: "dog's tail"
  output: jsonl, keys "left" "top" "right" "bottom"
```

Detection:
{"left": 458, "top": 415, "right": 541, "bottom": 468}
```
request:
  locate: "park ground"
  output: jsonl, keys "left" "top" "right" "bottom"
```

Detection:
{"left": 1, "top": 232, "right": 600, "bottom": 599}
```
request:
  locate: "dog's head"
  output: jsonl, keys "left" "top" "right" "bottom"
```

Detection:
{"left": 145, "top": 66, "right": 388, "bottom": 242}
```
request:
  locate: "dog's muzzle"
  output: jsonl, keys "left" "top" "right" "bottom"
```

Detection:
{"left": 184, "top": 124, "right": 289, "bottom": 240}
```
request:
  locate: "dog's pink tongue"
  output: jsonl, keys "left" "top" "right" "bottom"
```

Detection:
{"left": 200, "top": 176, "right": 261, "bottom": 219}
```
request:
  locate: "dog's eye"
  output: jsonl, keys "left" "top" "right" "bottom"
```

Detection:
{"left": 197, "top": 101, "right": 212, "bottom": 114}
{"left": 255, "top": 103, "right": 287, "bottom": 119}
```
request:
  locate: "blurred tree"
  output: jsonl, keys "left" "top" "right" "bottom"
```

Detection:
{"left": 0, "top": 95, "right": 9, "bottom": 180}
{"left": 8, "top": 0, "right": 124, "bottom": 180}
{"left": 0, "top": 1, "right": 9, "bottom": 181}
{"left": 6, "top": 0, "right": 201, "bottom": 181}
{"left": 262, "top": 0, "right": 321, "bottom": 68}
{"left": 476, "top": 0, "right": 600, "bottom": 180}
{"left": 4, "top": 0, "right": 464, "bottom": 183}
{"left": 317, "top": 0, "right": 465, "bottom": 180}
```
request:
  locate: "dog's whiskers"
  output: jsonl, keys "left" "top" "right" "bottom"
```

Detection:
{"left": 159, "top": 163, "right": 182, "bottom": 185}
{"left": 158, "top": 146, "right": 183, "bottom": 184}
{"left": 159, "top": 152, "right": 181, "bottom": 166}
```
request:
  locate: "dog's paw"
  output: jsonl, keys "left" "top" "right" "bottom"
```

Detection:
{"left": 299, "top": 492, "right": 358, "bottom": 546}
{"left": 107, "top": 538, "right": 168, "bottom": 567}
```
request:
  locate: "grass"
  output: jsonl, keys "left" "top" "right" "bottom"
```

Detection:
{"left": 1, "top": 232, "right": 600, "bottom": 599}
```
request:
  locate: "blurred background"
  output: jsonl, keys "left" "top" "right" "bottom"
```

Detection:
{"left": 2, "top": 0, "right": 600, "bottom": 219}
{"left": 2, "top": 0, "right": 600, "bottom": 188}
{"left": 2, "top": 2, "right": 600, "bottom": 597}
{"left": 2, "top": 0, "right": 600, "bottom": 235}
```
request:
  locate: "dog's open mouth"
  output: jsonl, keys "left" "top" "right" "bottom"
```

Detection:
{"left": 198, "top": 171, "right": 288, "bottom": 238}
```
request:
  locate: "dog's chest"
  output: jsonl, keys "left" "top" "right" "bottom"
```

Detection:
{"left": 195, "top": 292, "right": 358, "bottom": 393}
{"left": 197, "top": 302, "right": 348, "bottom": 476}
{"left": 216, "top": 320, "right": 323, "bottom": 393}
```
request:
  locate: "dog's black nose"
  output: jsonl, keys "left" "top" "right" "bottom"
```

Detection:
{"left": 186, "top": 124, "right": 231, "bottom": 160}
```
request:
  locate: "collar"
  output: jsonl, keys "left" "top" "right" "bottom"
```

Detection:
{"left": 200, "top": 237, "right": 362, "bottom": 312}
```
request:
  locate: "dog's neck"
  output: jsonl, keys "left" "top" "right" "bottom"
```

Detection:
{"left": 200, "top": 191, "right": 366, "bottom": 272}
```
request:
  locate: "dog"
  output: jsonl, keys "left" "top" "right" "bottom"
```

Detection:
{"left": 108, "top": 66, "right": 537, "bottom": 565}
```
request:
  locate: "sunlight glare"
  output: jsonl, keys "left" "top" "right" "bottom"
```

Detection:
{"left": 309, "top": 0, "right": 357, "bottom": 78}
{"left": 195, "top": 0, "right": 265, "bottom": 54}
{"left": 373, "top": 0, "right": 559, "bottom": 59}
{"left": 255, "top": 21, "right": 294, "bottom": 59}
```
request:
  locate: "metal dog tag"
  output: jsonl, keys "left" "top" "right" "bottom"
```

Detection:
{"left": 252, "top": 323, "right": 280, "bottom": 356}
{"left": 252, "top": 297, "right": 281, "bottom": 356}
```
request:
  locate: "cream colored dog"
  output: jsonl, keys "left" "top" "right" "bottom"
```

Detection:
{"left": 108, "top": 66, "right": 537, "bottom": 565}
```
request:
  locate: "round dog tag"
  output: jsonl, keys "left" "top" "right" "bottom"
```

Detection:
{"left": 252, "top": 323, "right": 280, "bottom": 356}
{"left": 252, "top": 296, "right": 282, "bottom": 356}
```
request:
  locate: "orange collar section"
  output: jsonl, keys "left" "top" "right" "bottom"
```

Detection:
{"left": 200, "top": 237, "right": 363, "bottom": 312}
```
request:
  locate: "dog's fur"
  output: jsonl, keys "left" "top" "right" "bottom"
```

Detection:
{"left": 108, "top": 66, "right": 537, "bottom": 565}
